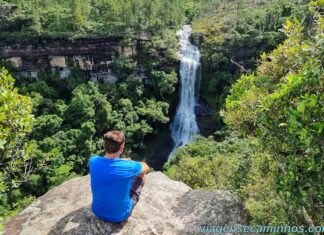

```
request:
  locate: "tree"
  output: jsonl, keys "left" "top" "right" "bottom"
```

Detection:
{"left": 223, "top": 3, "right": 323, "bottom": 225}
{"left": 0, "top": 68, "right": 36, "bottom": 216}
{"left": 0, "top": 68, "right": 34, "bottom": 175}
{"left": 32, "top": 114, "right": 63, "bottom": 140}
{"left": 65, "top": 81, "right": 112, "bottom": 131}
{"left": 136, "top": 98, "right": 169, "bottom": 124}
{"left": 150, "top": 70, "right": 178, "bottom": 99}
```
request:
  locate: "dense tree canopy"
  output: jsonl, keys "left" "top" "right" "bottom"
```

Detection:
{"left": 0, "top": 0, "right": 196, "bottom": 39}
{"left": 191, "top": 0, "right": 309, "bottom": 128}
{"left": 223, "top": 3, "right": 323, "bottom": 224}
{"left": 0, "top": 68, "right": 39, "bottom": 219}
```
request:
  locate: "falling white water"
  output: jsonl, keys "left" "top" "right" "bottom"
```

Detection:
{"left": 168, "top": 25, "right": 201, "bottom": 160}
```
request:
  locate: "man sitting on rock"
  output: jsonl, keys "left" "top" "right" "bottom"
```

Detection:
{"left": 89, "top": 130, "right": 150, "bottom": 223}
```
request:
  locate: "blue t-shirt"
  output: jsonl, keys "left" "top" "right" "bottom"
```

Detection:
{"left": 89, "top": 155, "right": 142, "bottom": 222}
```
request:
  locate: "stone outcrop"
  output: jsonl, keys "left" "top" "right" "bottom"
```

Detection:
{"left": 3, "top": 172, "right": 249, "bottom": 235}
{"left": 0, "top": 38, "right": 124, "bottom": 80}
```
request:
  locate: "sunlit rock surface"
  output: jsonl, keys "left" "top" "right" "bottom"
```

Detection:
{"left": 3, "top": 172, "right": 249, "bottom": 235}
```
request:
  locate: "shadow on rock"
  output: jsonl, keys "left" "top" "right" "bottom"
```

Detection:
{"left": 48, "top": 205, "right": 127, "bottom": 235}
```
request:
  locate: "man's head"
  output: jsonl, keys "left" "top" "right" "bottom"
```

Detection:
{"left": 104, "top": 130, "right": 125, "bottom": 155}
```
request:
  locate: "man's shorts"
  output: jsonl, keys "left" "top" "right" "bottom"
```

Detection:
{"left": 130, "top": 175, "right": 144, "bottom": 211}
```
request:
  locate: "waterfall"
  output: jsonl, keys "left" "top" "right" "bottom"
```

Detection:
{"left": 168, "top": 25, "right": 201, "bottom": 160}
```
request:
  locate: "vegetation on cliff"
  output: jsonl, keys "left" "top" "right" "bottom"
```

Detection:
{"left": 166, "top": 0, "right": 323, "bottom": 227}
{"left": 0, "top": 69, "right": 36, "bottom": 222}
{"left": 191, "top": 0, "right": 309, "bottom": 128}
{"left": 0, "top": 0, "right": 195, "bottom": 39}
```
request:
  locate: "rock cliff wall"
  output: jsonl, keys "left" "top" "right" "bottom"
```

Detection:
{"left": 0, "top": 37, "right": 135, "bottom": 81}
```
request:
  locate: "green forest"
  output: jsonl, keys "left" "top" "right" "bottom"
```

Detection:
{"left": 0, "top": 0, "right": 323, "bottom": 232}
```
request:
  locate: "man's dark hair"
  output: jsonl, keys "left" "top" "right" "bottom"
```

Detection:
{"left": 104, "top": 130, "right": 125, "bottom": 154}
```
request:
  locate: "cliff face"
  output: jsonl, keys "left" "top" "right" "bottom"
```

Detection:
{"left": 0, "top": 37, "right": 134, "bottom": 82}
{"left": 3, "top": 172, "right": 249, "bottom": 235}
{"left": 0, "top": 37, "right": 178, "bottom": 82}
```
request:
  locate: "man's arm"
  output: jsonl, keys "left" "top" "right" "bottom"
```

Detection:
{"left": 121, "top": 157, "right": 150, "bottom": 174}
{"left": 139, "top": 161, "right": 150, "bottom": 174}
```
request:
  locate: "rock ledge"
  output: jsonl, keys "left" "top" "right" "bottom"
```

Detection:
{"left": 4, "top": 171, "right": 249, "bottom": 235}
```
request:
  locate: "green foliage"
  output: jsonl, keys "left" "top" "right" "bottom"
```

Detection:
{"left": 32, "top": 115, "right": 63, "bottom": 139}
{"left": 0, "top": 68, "right": 33, "bottom": 154}
{"left": 65, "top": 81, "right": 112, "bottom": 130}
{"left": 243, "top": 154, "right": 289, "bottom": 225}
{"left": 46, "top": 163, "right": 77, "bottom": 187}
{"left": 0, "top": 68, "right": 40, "bottom": 218}
{"left": 223, "top": 3, "right": 323, "bottom": 225}
{"left": 165, "top": 134, "right": 253, "bottom": 191}
{"left": 111, "top": 58, "right": 134, "bottom": 77}
{"left": 191, "top": 0, "right": 308, "bottom": 128}
{"left": 106, "top": 96, "right": 169, "bottom": 149}
{"left": 24, "top": 173, "right": 45, "bottom": 195}
{"left": 20, "top": 80, "right": 58, "bottom": 98}
{"left": 136, "top": 99, "right": 169, "bottom": 124}
{"left": 150, "top": 70, "right": 178, "bottom": 99}
{"left": 0, "top": 0, "right": 191, "bottom": 39}
{"left": 164, "top": 134, "right": 290, "bottom": 225}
